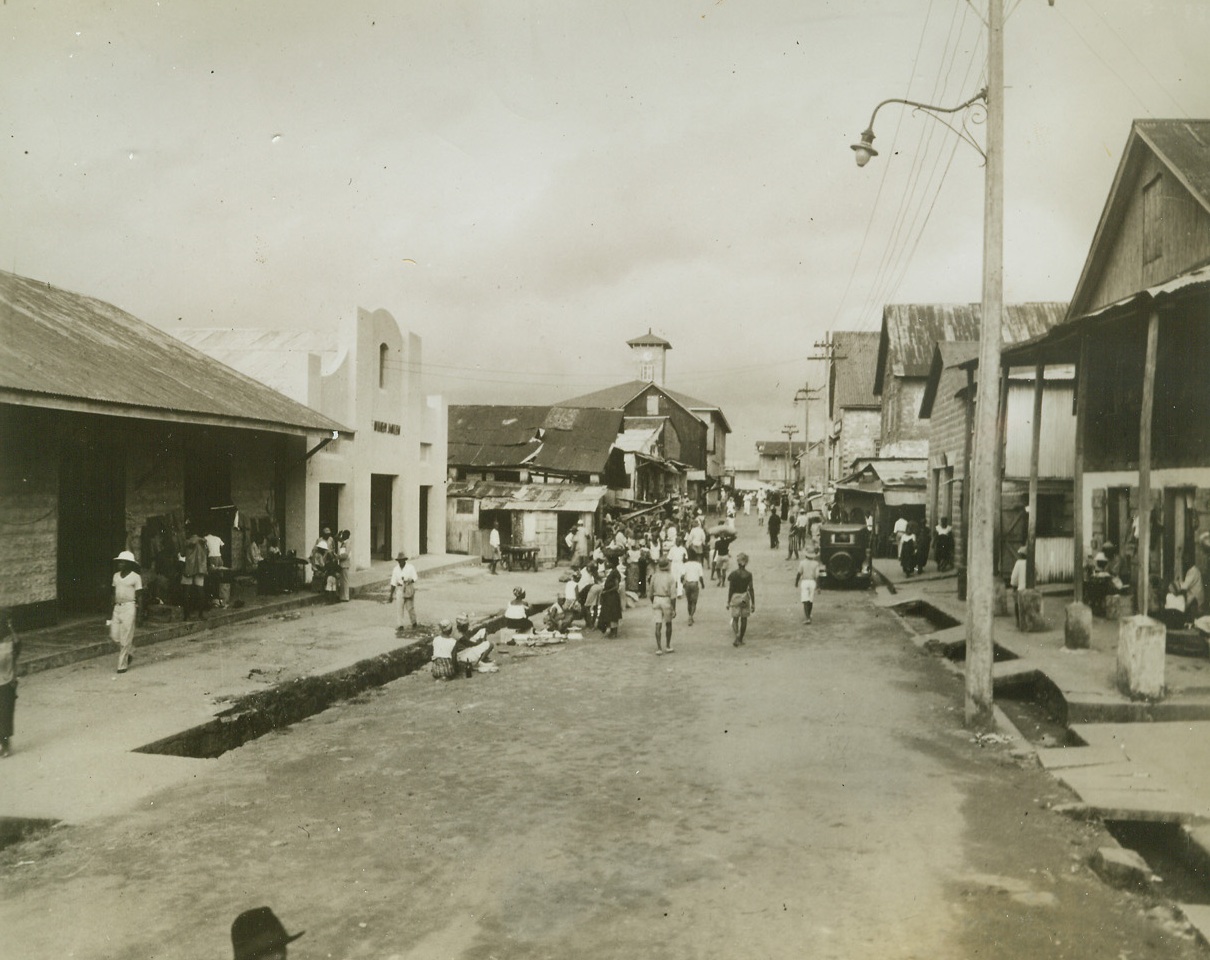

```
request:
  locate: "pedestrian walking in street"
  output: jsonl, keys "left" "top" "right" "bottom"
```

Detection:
{"left": 336, "top": 530, "right": 352, "bottom": 601}
{"left": 181, "top": 525, "right": 209, "bottom": 621}
{"left": 767, "top": 509, "right": 781, "bottom": 549}
{"left": 598, "top": 562, "right": 623, "bottom": 637}
{"left": 681, "top": 554, "right": 705, "bottom": 625}
{"left": 231, "top": 906, "right": 304, "bottom": 960}
{"left": 388, "top": 552, "right": 418, "bottom": 635}
{"left": 726, "top": 552, "right": 755, "bottom": 646}
{"left": 1009, "top": 545, "right": 1028, "bottom": 629}
{"left": 110, "top": 550, "right": 143, "bottom": 673}
{"left": 0, "top": 611, "right": 20, "bottom": 758}
{"left": 647, "top": 555, "right": 676, "bottom": 654}
{"left": 899, "top": 524, "right": 918, "bottom": 578}
{"left": 489, "top": 521, "right": 501, "bottom": 575}
{"left": 796, "top": 548, "right": 822, "bottom": 624}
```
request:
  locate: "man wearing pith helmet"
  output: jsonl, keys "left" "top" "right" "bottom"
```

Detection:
{"left": 231, "top": 906, "right": 304, "bottom": 960}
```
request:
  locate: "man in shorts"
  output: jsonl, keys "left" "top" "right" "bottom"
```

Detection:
{"left": 726, "top": 552, "right": 756, "bottom": 646}
{"left": 796, "top": 546, "right": 822, "bottom": 625}
{"left": 647, "top": 556, "right": 677, "bottom": 654}
{"left": 681, "top": 553, "right": 705, "bottom": 626}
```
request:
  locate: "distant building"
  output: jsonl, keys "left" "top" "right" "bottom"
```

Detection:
{"left": 826, "top": 331, "right": 882, "bottom": 483}
{"left": 560, "top": 369, "right": 730, "bottom": 509}
{"left": 0, "top": 270, "right": 348, "bottom": 626}
{"left": 755, "top": 440, "right": 806, "bottom": 487}
{"left": 179, "top": 306, "right": 447, "bottom": 568}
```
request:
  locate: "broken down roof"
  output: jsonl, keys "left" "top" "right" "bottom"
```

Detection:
{"left": 448, "top": 404, "right": 624, "bottom": 475}
{"left": 447, "top": 480, "right": 608, "bottom": 513}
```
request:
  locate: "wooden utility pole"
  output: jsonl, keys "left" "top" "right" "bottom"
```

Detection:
{"left": 811, "top": 335, "right": 846, "bottom": 485}
{"left": 1136, "top": 309, "right": 1160, "bottom": 615}
{"left": 965, "top": 0, "right": 1004, "bottom": 731}
{"left": 1072, "top": 335, "right": 1089, "bottom": 604}
{"left": 1027, "top": 362, "right": 1045, "bottom": 588}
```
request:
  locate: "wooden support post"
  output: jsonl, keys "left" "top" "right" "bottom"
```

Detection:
{"left": 1136, "top": 309, "right": 1160, "bottom": 616}
{"left": 1027, "top": 361, "right": 1044, "bottom": 589}
{"left": 1072, "top": 335, "right": 1088, "bottom": 604}
{"left": 992, "top": 366, "right": 1010, "bottom": 575}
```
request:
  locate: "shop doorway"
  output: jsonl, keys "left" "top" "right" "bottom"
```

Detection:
{"left": 58, "top": 440, "right": 126, "bottom": 613}
{"left": 184, "top": 431, "right": 234, "bottom": 565}
{"left": 370, "top": 474, "right": 394, "bottom": 559}
{"left": 319, "top": 483, "right": 341, "bottom": 539}
{"left": 418, "top": 486, "right": 430, "bottom": 555}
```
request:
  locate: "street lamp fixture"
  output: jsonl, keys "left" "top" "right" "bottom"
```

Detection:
{"left": 850, "top": 89, "right": 988, "bottom": 167}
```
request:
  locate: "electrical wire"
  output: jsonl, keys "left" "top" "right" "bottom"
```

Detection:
{"left": 856, "top": 0, "right": 974, "bottom": 329}
{"left": 1073, "top": 0, "right": 1189, "bottom": 117}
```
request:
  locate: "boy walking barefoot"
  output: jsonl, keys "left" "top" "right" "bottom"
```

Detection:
{"left": 796, "top": 548, "right": 822, "bottom": 624}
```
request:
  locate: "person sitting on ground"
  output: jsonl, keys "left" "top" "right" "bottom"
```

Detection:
{"left": 454, "top": 613, "right": 494, "bottom": 670}
{"left": 503, "top": 587, "right": 533, "bottom": 634}
{"left": 544, "top": 592, "right": 576, "bottom": 633}
{"left": 1177, "top": 555, "right": 1205, "bottom": 621}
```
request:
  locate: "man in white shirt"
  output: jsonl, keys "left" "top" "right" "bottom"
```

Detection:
{"left": 680, "top": 556, "right": 705, "bottom": 625}
{"left": 893, "top": 516, "right": 909, "bottom": 556}
{"left": 388, "top": 552, "right": 419, "bottom": 635}
{"left": 488, "top": 522, "right": 501, "bottom": 575}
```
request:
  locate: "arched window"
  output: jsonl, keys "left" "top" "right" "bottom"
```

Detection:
{"left": 379, "top": 343, "right": 389, "bottom": 388}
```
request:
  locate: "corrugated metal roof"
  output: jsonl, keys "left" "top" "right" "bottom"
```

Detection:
{"left": 829, "top": 331, "right": 881, "bottom": 413}
{"left": 1136, "top": 120, "right": 1210, "bottom": 217}
{"left": 448, "top": 404, "right": 622, "bottom": 475}
{"left": 614, "top": 425, "right": 663, "bottom": 454}
{"left": 447, "top": 480, "right": 608, "bottom": 513}
{"left": 559, "top": 380, "right": 651, "bottom": 409}
{"left": 875, "top": 302, "right": 1067, "bottom": 394}
{"left": 838, "top": 458, "right": 928, "bottom": 489}
{"left": 0, "top": 270, "right": 349, "bottom": 435}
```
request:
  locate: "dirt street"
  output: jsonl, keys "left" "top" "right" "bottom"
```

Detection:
{"left": 1, "top": 517, "right": 1205, "bottom": 959}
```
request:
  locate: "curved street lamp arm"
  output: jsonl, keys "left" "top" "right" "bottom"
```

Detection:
{"left": 852, "top": 88, "right": 988, "bottom": 165}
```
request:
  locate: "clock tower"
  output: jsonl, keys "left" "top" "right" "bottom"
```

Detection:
{"left": 626, "top": 329, "right": 672, "bottom": 386}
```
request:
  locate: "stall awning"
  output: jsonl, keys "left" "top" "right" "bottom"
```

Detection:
{"left": 448, "top": 480, "right": 607, "bottom": 513}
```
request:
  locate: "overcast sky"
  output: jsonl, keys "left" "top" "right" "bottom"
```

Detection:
{"left": 3, "top": 1, "right": 1208, "bottom": 457}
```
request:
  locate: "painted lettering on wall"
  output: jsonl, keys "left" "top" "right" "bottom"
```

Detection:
{"left": 373, "top": 420, "right": 401, "bottom": 435}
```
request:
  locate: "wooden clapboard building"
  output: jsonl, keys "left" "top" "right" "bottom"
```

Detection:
{"left": 1003, "top": 120, "right": 1210, "bottom": 612}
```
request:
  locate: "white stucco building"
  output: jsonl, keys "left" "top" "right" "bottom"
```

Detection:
{"left": 180, "top": 307, "right": 447, "bottom": 571}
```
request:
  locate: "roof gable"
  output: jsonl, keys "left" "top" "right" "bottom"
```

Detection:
{"left": 1068, "top": 120, "right": 1210, "bottom": 319}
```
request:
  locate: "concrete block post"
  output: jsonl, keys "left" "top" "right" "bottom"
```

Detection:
{"left": 1064, "top": 602, "right": 1092, "bottom": 650}
{"left": 1116, "top": 615, "right": 1166, "bottom": 701}
{"left": 1017, "top": 589, "right": 1045, "bottom": 632}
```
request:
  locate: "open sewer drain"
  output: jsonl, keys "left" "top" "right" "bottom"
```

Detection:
{"left": 1106, "top": 820, "right": 1210, "bottom": 905}
{"left": 134, "top": 643, "right": 433, "bottom": 760}
{"left": 889, "top": 600, "right": 1019, "bottom": 661}
{"left": 890, "top": 599, "right": 962, "bottom": 635}
{"left": 131, "top": 607, "right": 541, "bottom": 760}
